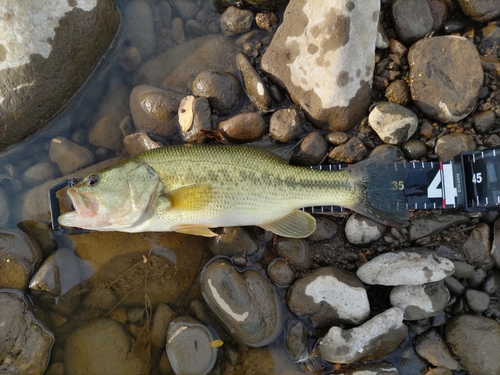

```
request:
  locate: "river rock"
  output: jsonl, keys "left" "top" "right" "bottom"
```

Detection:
{"left": 318, "top": 307, "right": 408, "bottom": 364}
{"left": 408, "top": 36, "right": 483, "bottom": 123}
{"left": 274, "top": 238, "right": 312, "bottom": 269}
{"left": 220, "top": 6, "right": 254, "bottom": 36}
{"left": 392, "top": 0, "right": 433, "bottom": 45}
{"left": 308, "top": 216, "right": 338, "bottom": 241}
{"left": 22, "top": 162, "right": 60, "bottom": 186}
{"left": 357, "top": 248, "right": 455, "bottom": 286}
{"left": 124, "top": 132, "right": 162, "bottom": 155}
{"left": 48, "top": 137, "right": 95, "bottom": 175}
{"left": 166, "top": 316, "right": 218, "bottom": 375}
{"left": 261, "top": 0, "right": 380, "bottom": 131}
{"left": 268, "top": 258, "right": 295, "bottom": 287}
{"left": 124, "top": 0, "right": 156, "bottom": 62}
{"left": 493, "top": 217, "right": 500, "bottom": 268}
{"left": 329, "top": 362, "right": 399, "bottom": 375}
{"left": 389, "top": 281, "right": 450, "bottom": 320}
{"left": 457, "top": 0, "right": 500, "bottom": 22}
{"left": 461, "top": 222, "right": 494, "bottom": 270}
{"left": 200, "top": 258, "right": 282, "bottom": 347}
{"left": 184, "top": 97, "right": 213, "bottom": 143}
{"left": 269, "top": 108, "right": 302, "bottom": 143}
{"left": 237, "top": 52, "right": 272, "bottom": 110}
{"left": 213, "top": 0, "right": 288, "bottom": 12}
{"left": 401, "top": 139, "right": 427, "bottom": 159}
{"left": 409, "top": 213, "right": 468, "bottom": 241}
{"left": 445, "top": 315, "right": 500, "bottom": 375}
{"left": 292, "top": 131, "right": 328, "bottom": 165}
{"left": 473, "top": 111, "right": 496, "bottom": 134}
{"left": 134, "top": 34, "right": 239, "bottom": 90}
{"left": 287, "top": 266, "right": 370, "bottom": 327}
{"left": 0, "top": 228, "right": 43, "bottom": 290}
{"left": 484, "top": 270, "right": 500, "bottom": 294}
{"left": 286, "top": 321, "right": 308, "bottom": 358}
{"left": 368, "top": 102, "right": 418, "bottom": 144}
{"left": 345, "top": 213, "right": 386, "bottom": 245}
{"left": 414, "top": 329, "right": 460, "bottom": 370}
{"left": 385, "top": 79, "right": 411, "bottom": 105}
{"left": 192, "top": 70, "right": 242, "bottom": 113}
{"left": 0, "top": 0, "right": 120, "bottom": 152}
{"left": 0, "top": 188, "right": 9, "bottom": 227}
{"left": 218, "top": 112, "right": 267, "bottom": 142}
{"left": 465, "top": 289, "right": 490, "bottom": 313}
{"left": 129, "top": 85, "right": 184, "bottom": 141}
{"left": 434, "top": 133, "right": 476, "bottom": 161}
{"left": 208, "top": 227, "right": 259, "bottom": 257}
{"left": 0, "top": 291, "right": 54, "bottom": 375}
{"left": 64, "top": 319, "right": 145, "bottom": 375}
{"left": 327, "top": 136, "right": 368, "bottom": 163}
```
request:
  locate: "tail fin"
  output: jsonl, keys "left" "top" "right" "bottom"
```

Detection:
{"left": 348, "top": 152, "right": 409, "bottom": 226}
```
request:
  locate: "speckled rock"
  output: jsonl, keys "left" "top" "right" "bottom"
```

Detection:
{"left": 307, "top": 216, "right": 338, "bottom": 241}
{"left": 327, "top": 136, "right": 369, "bottom": 163}
{"left": 286, "top": 321, "right": 308, "bottom": 358}
{"left": 292, "top": 131, "right": 328, "bottom": 165}
{"left": 345, "top": 213, "right": 386, "bottom": 245}
{"left": 318, "top": 307, "right": 408, "bottom": 364}
{"left": 218, "top": 112, "right": 267, "bottom": 142}
{"left": 408, "top": 36, "right": 483, "bottom": 123}
{"left": 390, "top": 281, "right": 450, "bottom": 320}
{"left": 458, "top": 0, "right": 500, "bottom": 22}
{"left": 269, "top": 108, "right": 302, "bottom": 143}
{"left": 288, "top": 266, "right": 370, "bottom": 327}
{"left": 48, "top": 137, "right": 95, "bottom": 175}
{"left": 461, "top": 222, "right": 494, "bottom": 270}
{"left": 445, "top": 315, "right": 500, "bottom": 375}
{"left": 192, "top": 70, "right": 242, "bottom": 113}
{"left": 268, "top": 259, "right": 295, "bottom": 287}
{"left": 473, "top": 111, "right": 496, "bottom": 134}
{"left": 261, "top": 0, "right": 380, "bottom": 131}
{"left": 274, "top": 238, "right": 312, "bottom": 269}
{"left": 369, "top": 102, "right": 418, "bottom": 144}
{"left": 385, "top": 79, "right": 411, "bottom": 105}
{"left": 123, "top": 131, "right": 162, "bottom": 155}
{"left": 434, "top": 133, "right": 476, "bottom": 161}
{"left": 237, "top": 52, "right": 272, "bottom": 110}
{"left": 200, "top": 258, "right": 282, "bottom": 347}
{"left": 0, "top": 291, "right": 54, "bottom": 375}
{"left": 0, "top": 0, "right": 120, "bottom": 152}
{"left": 220, "top": 6, "right": 254, "bottom": 36}
{"left": 357, "top": 248, "right": 455, "bottom": 286}
{"left": 392, "top": 0, "right": 433, "bottom": 45}
{"left": 255, "top": 11, "right": 279, "bottom": 32}
{"left": 414, "top": 329, "right": 460, "bottom": 370}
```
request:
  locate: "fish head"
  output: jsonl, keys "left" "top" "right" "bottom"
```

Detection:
{"left": 58, "top": 160, "right": 161, "bottom": 230}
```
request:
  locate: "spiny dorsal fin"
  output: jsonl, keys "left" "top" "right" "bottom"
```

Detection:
{"left": 260, "top": 210, "right": 316, "bottom": 238}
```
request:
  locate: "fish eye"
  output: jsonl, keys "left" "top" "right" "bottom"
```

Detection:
{"left": 87, "top": 175, "right": 100, "bottom": 187}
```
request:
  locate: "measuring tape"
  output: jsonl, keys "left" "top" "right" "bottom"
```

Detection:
{"left": 49, "top": 147, "right": 500, "bottom": 233}
{"left": 303, "top": 147, "right": 500, "bottom": 215}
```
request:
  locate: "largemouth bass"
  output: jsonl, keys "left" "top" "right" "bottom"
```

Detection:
{"left": 58, "top": 144, "right": 408, "bottom": 238}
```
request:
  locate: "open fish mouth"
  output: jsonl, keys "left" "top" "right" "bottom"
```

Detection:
{"left": 66, "top": 187, "right": 100, "bottom": 218}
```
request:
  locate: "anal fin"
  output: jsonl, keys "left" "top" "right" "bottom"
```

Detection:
{"left": 172, "top": 224, "right": 218, "bottom": 237}
{"left": 260, "top": 210, "right": 316, "bottom": 238}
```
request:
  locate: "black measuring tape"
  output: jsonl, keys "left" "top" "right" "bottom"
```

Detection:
{"left": 303, "top": 147, "right": 500, "bottom": 215}
{"left": 49, "top": 147, "right": 500, "bottom": 233}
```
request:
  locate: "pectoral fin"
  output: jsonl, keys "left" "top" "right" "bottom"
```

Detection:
{"left": 260, "top": 210, "right": 316, "bottom": 238}
{"left": 164, "top": 184, "right": 213, "bottom": 211}
{"left": 171, "top": 224, "right": 218, "bottom": 237}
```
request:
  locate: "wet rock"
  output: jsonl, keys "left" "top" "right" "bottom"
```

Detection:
{"left": 369, "top": 102, "right": 418, "bottom": 145}
{"left": 134, "top": 34, "right": 239, "bottom": 90}
{"left": 185, "top": 97, "right": 213, "bottom": 143}
{"left": 124, "top": 0, "right": 156, "bottom": 61}
{"left": 327, "top": 136, "right": 369, "bottom": 163}
{"left": 88, "top": 80, "right": 129, "bottom": 152}
{"left": 208, "top": 227, "right": 259, "bottom": 257}
{"left": 0, "top": 0, "right": 120, "bottom": 152}
{"left": 0, "top": 188, "right": 9, "bottom": 227}
{"left": 261, "top": 0, "right": 380, "bottom": 131}
{"left": 444, "top": 276, "right": 465, "bottom": 295}
{"left": 200, "top": 258, "right": 282, "bottom": 347}
{"left": 427, "top": 0, "right": 449, "bottom": 31}
{"left": 129, "top": 85, "right": 184, "bottom": 141}
{"left": 123, "top": 131, "right": 162, "bottom": 156}
{"left": 292, "top": 131, "right": 328, "bottom": 165}
{"left": 345, "top": 213, "right": 386, "bottom": 245}
{"left": 408, "top": 36, "right": 483, "bottom": 123}
{"left": 178, "top": 95, "right": 195, "bottom": 135}
{"left": 288, "top": 266, "right": 370, "bottom": 327}
{"left": 269, "top": 108, "right": 302, "bottom": 143}
{"left": 0, "top": 228, "right": 43, "bottom": 290}
{"left": 286, "top": 321, "right": 308, "bottom": 358}
{"left": 173, "top": 0, "right": 199, "bottom": 21}
{"left": 414, "top": 329, "right": 460, "bottom": 370}
{"left": 268, "top": 258, "right": 295, "bottom": 287}
{"left": 457, "top": 0, "right": 500, "bottom": 22}
{"left": 357, "top": 248, "right": 455, "bottom": 286}
{"left": 119, "top": 45, "right": 142, "bottom": 72}
{"left": 461, "top": 222, "right": 494, "bottom": 270}
{"left": 192, "top": 70, "right": 242, "bottom": 113}
{"left": 409, "top": 213, "right": 468, "bottom": 240}
{"left": 330, "top": 362, "right": 399, "bottom": 375}
{"left": 401, "top": 139, "right": 427, "bottom": 159}
{"left": 434, "top": 133, "right": 476, "bottom": 161}
{"left": 166, "top": 316, "right": 218, "bottom": 375}
{"left": 308, "top": 216, "right": 338, "bottom": 241}
{"left": 29, "top": 248, "right": 93, "bottom": 297}
{"left": 274, "top": 238, "right": 312, "bottom": 269}
{"left": 29, "top": 223, "right": 58, "bottom": 257}
{"left": 478, "top": 23, "right": 500, "bottom": 55}
{"left": 218, "top": 112, "right": 267, "bottom": 142}
{"left": 214, "top": 0, "right": 288, "bottom": 11}
{"left": 473, "top": 111, "right": 496, "bottom": 134}
{"left": 493, "top": 217, "right": 500, "bottom": 268}
{"left": 318, "top": 307, "right": 408, "bottom": 364}
{"left": 468, "top": 268, "right": 488, "bottom": 289}
{"left": 49, "top": 137, "right": 95, "bottom": 175}
{"left": 443, "top": 20, "right": 464, "bottom": 34}
{"left": 445, "top": 315, "right": 500, "bottom": 375}
{"left": 0, "top": 291, "right": 54, "bottom": 375}
{"left": 385, "top": 79, "right": 411, "bottom": 105}
{"left": 465, "top": 289, "right": 490, "bottom": 313}
{"left": 255, "top": 11, "right": 279, "bottom": 32}
{"left": 171, "top": 17, "right": 186, "bottom": 44}
{"left": 392, "top": 0, "right": 433, "bottom": 45}
{"left": 326, "top": 131, "right": 349, "bottom": 145}
{"left": 22, "top": 162, "right": 60, "bottom": 186}
{"left": 220, "top": 6, "right": 254, "bottom": 36}
{"left": 452, "top": 261, "right": 475, "bottom": 279}
{"left": 64, "top": 319, "right": 145, "bottom": 375}
{"left": 483, "top": 270, "right": 500, "bottom": 294}
{"left": 237, "top": 52, "right": 272, "bottom": 110}
{"left": 390, "top": 281, "right": 450, "bottom": 320}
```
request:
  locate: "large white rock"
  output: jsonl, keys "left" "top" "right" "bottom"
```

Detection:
{"left": 390, "top": 282, "right": 450, "bottom": 320}
{"left": 261, "top": 0, "right": 380, "bottom": 132}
